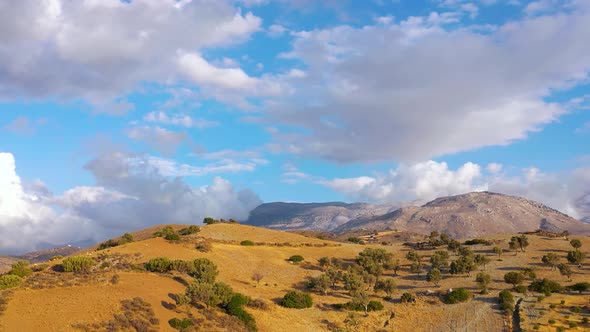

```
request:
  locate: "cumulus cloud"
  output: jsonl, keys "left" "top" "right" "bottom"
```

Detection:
{"left": 0, "top": 0, "right": 261, "bottom": 112}
{"left": 266, "top": 4, "right": 590, "bottom": 162}
{"left": 320, "top": 160, "right": 590, "bottom": 221}
{"left": 322, "top": 161, "right": 487, "bottom": 203}
{"left": 0, "top": 152, "right": 261, "bottom": 254}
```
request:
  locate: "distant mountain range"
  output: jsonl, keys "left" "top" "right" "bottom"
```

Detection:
{"left": 245, "top": 191, "right": 590, "bottom": 238}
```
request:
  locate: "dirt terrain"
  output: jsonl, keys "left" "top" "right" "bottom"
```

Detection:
{"left": 0, "top": 223, "right": 588, "bottom": 331}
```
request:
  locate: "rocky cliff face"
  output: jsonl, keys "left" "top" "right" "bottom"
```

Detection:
{"left": 246, "top": 192, "right": 590, "bottom": 238}
{"left": 244, "top": 201, "right": 398, "bottom": 231}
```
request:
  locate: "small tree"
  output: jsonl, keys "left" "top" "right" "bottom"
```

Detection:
{"left": 406, "top": 250, "right": 421, "bottom": 262}
{"left": 474, "top": 254, "right": 490, "bottom": 270}
{"left": 557, "top": 263, "right": 573, "bottom": 281}
{"left": 351, "top": 289, "right": 370, "bottom": 316}
{"left": 476, "top": 272, "right": 491, "bottom": 294}
{"left": 498, "top": 290, "right": 514, "bottom": 312}
{"left": 409, "top": 262, "right": 423, "bottom": 276}
{"left": 0, "top": 275, "right": 21, "bottom": 289}
{"left": 493, "top": 246, "right": 503, "bottom": 259}
{"left": 566, "top": 282, "right": 590, "bottom": 293}
{"left": 374, "top": 278, "right": 397, "bottom": 298}
{"left": 430, "top": 251, "right": 450, "bottom": 269}
{"left": 504, "top": 272, "right": 525, "bottom": 288}
{"left": 566, "top": 250, "right": 585, "bottom": 265}
{"left": 388, "top": 259, "right": 401, "bottom": 275}
{"left": 426, "top": 268, "right": 442, "bottom": 287}
{"left": 251, "top": 272, "right": 264, "bottom": 286}
{"left": 510, "top": 235, "right": 529, "bottom": 252}
{"left": 313, "top": 274, "right": 332, "bottom": 295}
{"left": 542, "top": 253, "right": 560, "bottom": 270}
{"left": 203, "top": 217, "right": 218, "bottom": 225}
{"left": 569, "top": 239, "right": 582, "bottom": 250}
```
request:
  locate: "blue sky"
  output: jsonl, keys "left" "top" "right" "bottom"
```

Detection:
{"left": 0, "top": 0, "right": 589, "bottom": 252}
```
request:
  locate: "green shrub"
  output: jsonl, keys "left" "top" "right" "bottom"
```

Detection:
{"left": 444, "top": 288, "right": 471, "bottom": 304}
{"left": 203, "top": 217, "right": 219, "bottom": 225}
{"left": 568, "top": 322, "right": 578, "bottom": 328}
{"left": 347, "top": 237, "right": 363, "bottom": 244}
{"left": 400, "top": 292, "right": 416, "bottom": 303}
{"left": 548, "top": 319, "right": 556, "bottom": 324}
{"left": 50, "top": 255, "right": 63, "bottom": 261}
{"left": 571, "top": 306, "right": 582, "bottom": 313}
{"left": 97, "top": 239, "right": 119, "bottom": 250}
{"left": 240, "top": 240, "right": 255, "bottom": 246}
{"left": 367, "top": 300, "right": 384, "bottom": 311}
{"left": 280, "top": 291, "right": 313, "bottom": 309}
{"left": 464, "top": 239, "right": 492, "bottom": 245}
{"left": 153, "top": 226, "right": 180, "bottom": 241}
{"left": 164, "top": 233, "right": 180, "bottom": 241}
{"left": 582, "top": 317, "right": 589, "bottom": 324}
{"left": 226, "top": 293, "right": 257, "bottom": 332}
{"left": 62, "top": 256, "right": 95, "bottom": 273}
{"left": 144, "top": 257, "right": 172, "bottom": 273}
{"left": 566, "top": 282, "right": 590, "bottom": 293}
{"left": 190, "top": 258, "right": 218, "bottom": 283}
{"left": 179, "top": 225, "right": 200, "bottom": 236}
{"left": 287, "top": 255, "right": 304, "bottom": 263}
{"left": 529, "top": 278, "right": 563, "bottom": 295}
{"left": 121, "top": 232, "right": 134, "bottom": 243}
{"left": 0, "top": 275, "right": 21, "bottom": 289}
{"left": 8, "top": 261, "right": 32, "bottom": 277}
{"left": 533, "top": 323, "right": 540, "bottom": 330}
{"left": 170, "top": 260, "right": 193, "bottom": 274}
{"left": 498, "top": 290, "right": 514, "bottom": 312}
{"left": 515, "top": 285, "right": 527, "bottom": 294}
{"left": 168, "top": 318, "right": 193, "bottom": 330}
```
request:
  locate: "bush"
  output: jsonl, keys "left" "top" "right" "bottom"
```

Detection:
{"left": 196, "top": 240, "right": 213, "bottom": 252}
{"left": 347, "top": 237, "right": 363, "bottom": 244}
{"left": 31, "top": 264, "right": 49, "bottom": 272}
{"left": 153, "top": 226, "right": 180, "bottom": 241}
{"left": 97, "top": 239, "right": 120, "bottom": 250}
{"left": 400, "top": 292, "right": 416, "bottom": 303}
{"left": 247, "top": 298, "right": 269, "bottom": 310}
{"left": 164, "top": 233, "right": 180, "bottom": 241}
{"left": 464, "top": 239, "right": 492, "bottom": 245}
{"left": 0, "top": 275, "right": 21, "bottom": 289}
{"left": 367, "top": 300, "right": 384, "bottom": 311}
{"left": 203, "top": 217, "right": 219, "bottom": 225}
{"left": 226, "top": 293, "right": 257, "bottom": 332}
{"left": 582, "top": 317, "right": 589, "bottom": 324}
{"left": 49, "top": 255, "right": 63, "bottom": 261}
{"left": 280, "top": 291, "right": 313, "bottom": 309}
{"left": 8, "top": 261, "right": 32, "bottom": 277}
{"left": 569, "top": 322, "right": 578, "bottom": 328}
{"left": 528, "top": 279, "right": 563, "bottom": 295}
{"left": 179, "top": 225, "right": 200, "bottom": 236}
{"left": 548, "top": 319, "right": 556, "bottom": 324}
{"left": 168, "top": 318, "right": 193, "bottom": 330}
{"left": 498, "top": 290, "right": 514, "bottom": 312}
{"left": 515, "top": 285, "right": 527, "bottom": 294}
{"left": 170, "top": 260, "right": 193, "bottom": 274}
{"left": 240, "top": 240, "right": 255, "bottom": 246}
{"left": 121, "top": 232, "right": 134, "bottom": 243}
{"left": 190, "top": 258, "right": 218, "bottom": 283}
{"left": 62, "top": 256, "right": 95, "bottom": 273}
{"left": 144, "top": 257, "right": 172, "bottom": 273}
{"left": 566, "top": 282, "right": 590, "bottom": 293}
{"left": 287, "top": 255, "right": 304, "bottom": 263}
{"left": 444, "top": 288, "right": 471, "bottom": 304}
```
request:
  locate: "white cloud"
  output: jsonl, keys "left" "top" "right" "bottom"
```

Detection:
{"left": 486, "top": 162, "right": 503, "bottom": 174}
{"left": 266, "top": 5, "right": 590, "bottom": 162}
{"left": 143, "top": 111, "right": 219, "bottom": 129}
{"left": 268, "top": 24, "right": 288, "bottom": 38}
{"left": 140, "top": 155, "right": 260, "bottom": 177}
{"left": 126, "top": 126, "right": 188, "bottom": 156}
{"left": 0, "top": 0, "right": 261, "bottom": 112}
{"left": 3, "top": 117, "right": 47, "bottom": 135}
{"left": 0, "top": 152, "right": 262, "bottom": 254}
{"left": 319, "top": 160, "right": 590, "bottom": 221}
{"left": 322, "top": 161, "right": 486, "bottom": 202}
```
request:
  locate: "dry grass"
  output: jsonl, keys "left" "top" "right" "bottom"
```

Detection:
{"left": 1, "top": 223, "right": 588, "bottom": 332}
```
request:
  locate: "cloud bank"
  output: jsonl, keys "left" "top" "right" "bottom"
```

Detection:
{"left": 0, "top": 152, "right": 261, "bottom": 254}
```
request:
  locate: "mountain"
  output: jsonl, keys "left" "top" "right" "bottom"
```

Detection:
{"left": 0, "top": 245, "right": 82, "bottom": 273}
{"left": 246, "top": 192, "right": 590, "bottom": 238}
{"left": 244, "top": 201, "right": 398, "bottom": 231}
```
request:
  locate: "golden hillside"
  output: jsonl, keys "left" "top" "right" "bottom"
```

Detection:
{"left": 0, "top": 223, "right": 588, "bottom": 332}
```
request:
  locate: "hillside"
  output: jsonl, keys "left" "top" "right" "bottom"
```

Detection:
{"left": 335, "top": 192, "right": 590, "bottom": 238}
{"left": 1, "top": 222, "right": 589, "bottom": 332}
{"left": 244, "top": 202, "right": 397, "bottom": 232}
{"left": 245, "top": 192, "right": 590, "bottom": 239}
